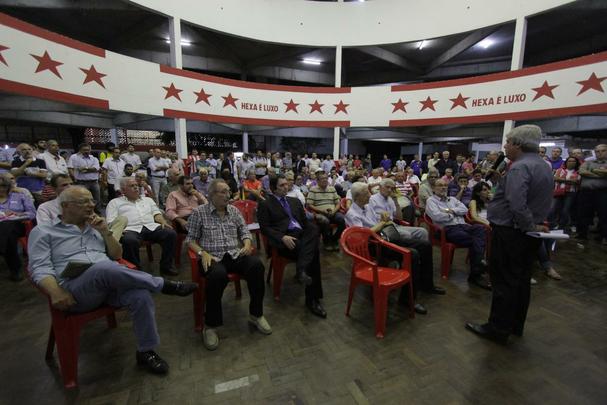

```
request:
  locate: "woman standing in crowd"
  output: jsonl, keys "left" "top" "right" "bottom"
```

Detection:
{"left": 549, "top": 156, "right": 580, "bottom": 231}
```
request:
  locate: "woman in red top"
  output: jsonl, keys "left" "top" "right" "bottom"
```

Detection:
{"left": 243, "top": 170, "right": 264, "bottom": 201}
{"left": 548, "top": 156, "right": 580, "bottom": 231}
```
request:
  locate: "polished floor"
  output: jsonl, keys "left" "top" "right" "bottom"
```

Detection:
{"left": 1, "top": 235, "right": 606, "bottom": 405}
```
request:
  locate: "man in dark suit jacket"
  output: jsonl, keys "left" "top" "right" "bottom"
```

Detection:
{"left": 257, "top": 174, "right": 327, "bottom": 318}
{"left": 295, "top": 155, "right": 306, "bottom": 174}
{"left": 220, "top": 151, "right": 235, "bottom": 176}
{"left": 434, "top": 150, "right": 459, "bottom": 176}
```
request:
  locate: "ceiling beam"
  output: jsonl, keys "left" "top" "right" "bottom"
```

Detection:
{"left": 0, "top": 110, "right": 114, "bottom": 128}
{"left": 425, "top": 26, "right": 500, "bottom": 73}
{"left": 356, "top": 46, "right": 423, "bottom": 73}
{"left": 182, "top": 25, "right": 245, "bottom": 69}
{"left": 245, "top": 47, "right": 317, "bottom": 70}
{"left": 0, "top": 0, "right": 132, "bottom": 10}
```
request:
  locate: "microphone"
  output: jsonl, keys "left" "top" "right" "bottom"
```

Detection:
{"left": 485, "top": 152, "right": 505, "bottom": 181}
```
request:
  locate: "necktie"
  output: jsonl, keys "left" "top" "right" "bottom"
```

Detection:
{"left": 279, "top": 196, "right": 301, "bottom": 230}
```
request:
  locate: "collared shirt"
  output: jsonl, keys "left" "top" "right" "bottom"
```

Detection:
{"left": 67, "top": 153, "right": 99, "bottom": 181}
{"left": 418, "top": 181, "right": 433, "bottom": 208}
{"left": 11, "top": 156, "right": 47, "bottom": 192}
{"left": 120, "top": 152, "right": 142, "bottom": 169}
{"left": 36, "top": 198, "right": 61, "bottom": 224}
{"left": 447, "top": 182, "right": 472, "bottom": 206}
{"left": 0, "top": 191, "right": 35, "bottom": 220}
{"left": 368, "top": 193, "right": 397, "bottom": 221}
{"left": 487, "top": 152, "right": 555, "bottom": 232}
{"left": 148, "top": 157, "right": 170, "bottom": 177}
{"left": 193, "top": 176, "right": 211, "bottom": 196}
{"left": 307, "top": 185, "right": 339, "bottom": 212}
{"left": 102, "top": 158, "right": 126, "bottom": 185}
{"left": 579, "top": 158, "right": 607, "bottom": 190}
{"left": 27, "top": 219, "right": 110, "bottom": 285}
{"left": 307, "top": 158, "right": 321, "bottom": 172}
{"left": 0, "top": 149, "right": 12, "bottom": 174}
{"left": 165, "top": 190, "right": 201, "bottom": 220}
{"left": 425, "top": 194, "right": 469, "bottom": 227}
{"left": 287, "top": 188, "right": 306, "bottom": 205}
{"left": 106, "top": 196, "right": 162, "bottom": 233}
{"left": 321, "top": 159, "right": 334, "bottom": 173}
{"left": 253, "top": 156, "right": 267, "bottom": 176}
{"left": 41, "top": 151, "right": 68, "bottom": 175}
{"left": 185, "top": 203, "right": 251, "bottom": 259}
{"left": 237, "top": 159, "right": 256, "bottom": 180}
{"left": 345, "top": 202, "right": 377, "bottom": 228}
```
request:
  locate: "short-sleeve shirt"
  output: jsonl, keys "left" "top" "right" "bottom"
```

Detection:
{"left": 67, "top": 153, "right": 99, "bottom": 181}
{"left": 306, "top": 185, "right": 339, "bottom": 211}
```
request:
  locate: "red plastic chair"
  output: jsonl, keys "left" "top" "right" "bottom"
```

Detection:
{"left": 339, "top": 197, "right": 349, "bottom": 214}
{"left": 32, "top": 258, "right": 136, "bottom": 389}
{"left": 231, "top": 199, "right": 261, "bottom": 250}
{"left": 188, "top": 248, "right": 242, "bottom": 331}
{"left": 260, "top": 233, "right": 295, "bottom": 301}
{"left": 17, "top": 219, "right": 34, "bottom": 256}
{"left": 423, "top": 214, "right": 469, "bottom": 279}
{"left": 340, "top": 227, "right": 415, "bottom": 339}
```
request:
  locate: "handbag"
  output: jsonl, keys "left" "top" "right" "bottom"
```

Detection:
{"left": 379, "top": 224, "right": 401, "bottom": 243}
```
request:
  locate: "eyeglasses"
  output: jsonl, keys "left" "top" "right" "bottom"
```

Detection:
{"left": 67, "top": 198, "right": 95, "bottom": 205}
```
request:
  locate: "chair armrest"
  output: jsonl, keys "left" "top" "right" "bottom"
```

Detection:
{"left": 378, "top": 239, "right": 412, "bottom": 271}
{"left": 117, "top": 258, "right": 137, "bottom": 269}
{"left": 394, "top": 219, "right": 411, "bottom": 227}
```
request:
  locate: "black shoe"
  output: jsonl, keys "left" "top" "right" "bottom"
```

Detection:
{"left": 468, "top": 275, "right": 492, "bottom": 291}
{"left": 162, "top": 280, "right": 198, "bottom": 296}
{"left": 414, "top": 303, "right": 427, "bottom": 315}
{"left": 306, "top": 299, "right": 327, "bottom": 318}
{"left": 424, "top": 286, "right": 446, "bottom": 295}
{"left": 136, "top": 350, "right": 169, "bottom": 374}
{"left": 160, "top": 267, "right": 179, "bottom": 276}
{"left": 465, "top": 322, "right": 508, "bottom": 345}
{"left": 295, "top": 271, "right": 313, "bottom": 286}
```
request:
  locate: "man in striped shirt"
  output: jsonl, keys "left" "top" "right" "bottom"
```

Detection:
{"left": 306, "top": 171, "right": 345, "bottom": 251}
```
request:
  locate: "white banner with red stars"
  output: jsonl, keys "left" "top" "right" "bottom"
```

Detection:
{"left": 0, "top": 12, "right": 606, "bottom": 128}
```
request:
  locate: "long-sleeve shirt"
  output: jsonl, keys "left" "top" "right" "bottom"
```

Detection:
{"left": 185, "top": 203, "right": 251, "bottom": 259}
{"left": 487, "top": 152, "right": 554, "bottom": 232}
{"left": 36, "top": 198, "right": 61, "bottom": 224}
{"left": 345, "top": 202, "right": 377, "bottom": 228}
{"left": 0, "top": 191, "right": 36, "bottom": 220}
{"left": 368, "top": 193, "right": 396, "bottom": 221}
{"left": 425, "top": 194, "right": 468, "bottom": 227}
{"left": 27, "top": 219, "right": 109, "bottom": 285}
{"left": 165, "top": 190, "right": 201, "bottom": 220}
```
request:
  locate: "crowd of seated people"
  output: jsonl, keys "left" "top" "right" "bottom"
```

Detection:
{"left": 0, "top": 136, "right": 604, "bottom": 381}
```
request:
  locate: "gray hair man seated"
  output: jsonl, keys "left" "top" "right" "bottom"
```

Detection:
{"left": 345, "top": 182, "right": 445, "bottom": 315}
{"left": 28, "top": 186, "right": 197, "bottom": 375}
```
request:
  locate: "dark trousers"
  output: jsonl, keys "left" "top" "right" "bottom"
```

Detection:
{"left": 488, "top": 225, "right": 541, "bottom": 335}
{"left": 203, "top": 254, "right": 265, "bottom": 327}
{"left": 444, "top": 224, "right": 486, "bottom": 275}
{"left": 380, "top": 237, "right": 434, "bottom": 296}
{"left": 0, "top": 221, "right": 25, "bottom": 276}
{"left": 548, "top": 192, "right": 576, "bottom": 229}
{"left": 107, "top": 183, "right": 117, "bottom": 200}
{"left": 577, "top": 188, "right": 607, "bottom": 238}
{"left": 121, "top": 226, "right": 177, "bottom": 272}
{"left": 275, "top": 225, "right": 323, "bottom": 302}
{"left": 316, "top": 212, "right": 346, "bottom": 245}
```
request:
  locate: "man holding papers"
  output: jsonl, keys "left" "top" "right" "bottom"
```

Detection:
{"left": 466, "top": 125, "right": 553, "bottom": 345}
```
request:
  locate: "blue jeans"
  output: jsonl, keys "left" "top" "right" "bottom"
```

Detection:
{"left": 548, "top": 192, "right": 576, "bottom": 228}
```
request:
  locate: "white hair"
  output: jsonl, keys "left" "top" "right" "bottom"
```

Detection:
{"left": 350, "top": 182, "right": 369, "bottom": 201}
{"left": 506, "top": 125, "right": 542, "bottom": 152}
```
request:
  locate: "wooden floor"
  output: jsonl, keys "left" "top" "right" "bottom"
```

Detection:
{"left": 1, "top": 236, "right": 606, "bottom": 405}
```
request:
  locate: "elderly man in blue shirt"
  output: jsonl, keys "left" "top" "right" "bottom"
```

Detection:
{"left": 28, "top": 186, "right": 197, "bottom": 375}
{"left": 426, "top": 179, "right": 489, "bottom": 290}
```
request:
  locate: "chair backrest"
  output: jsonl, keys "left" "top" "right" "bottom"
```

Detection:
{"left": 340, "top": 227, "right": 381, "bottom": 284}
{"left": 231, "top": 200, "right": 258, "bottom": 224}
{"left": 339, "top": 197, "right": 349, "bottom": 214}
{"left": 423, "top": 213, "right": 447, "bottom": 245}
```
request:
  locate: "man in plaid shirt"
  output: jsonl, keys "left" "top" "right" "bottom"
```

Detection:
{"left": 186, "top": 179, "right": 271, "bottom": 350}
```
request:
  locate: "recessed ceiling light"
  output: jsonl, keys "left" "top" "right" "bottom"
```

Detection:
{"left": 418, "top": 40, "right": 427, "bottom": 50}
{"left": 165, "top": 38, "right": 192, "bottom": 46}
{"left": 478, "top": 39, "right": 494, "bottom": 49}
{"left": 302, "top": 58, "right": 322, "bottom": 65}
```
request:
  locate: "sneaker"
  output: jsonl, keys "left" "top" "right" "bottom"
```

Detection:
{"left": 248, "top": 315, "right": 272, "bottom": 335}
{"left": 136, "top": 350, "right": 169, "bottom": 374}
{"left": 530, "top": 277, "right": 538, "bottom": 285}
{"left": 202, "top": 328, "right": 219, "bottom": 351}
{"left": 546, "top": 268, "right": 562, "bottom": 280}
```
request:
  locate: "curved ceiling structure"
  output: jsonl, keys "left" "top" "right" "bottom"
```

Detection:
{"left": 127, "top": 0, "right": 574, "bottom": 47}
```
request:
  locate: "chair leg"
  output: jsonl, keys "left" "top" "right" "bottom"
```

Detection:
{"left": 54, "top": 323, "right": 81, "bottom": 389}
{"left": 45, "top": 326, "right": 55, "bottom": 360}
{"left": 146, "top": 244, "right": 153, "bottom": 262}
{"left": 266, "top": 260, "right": 273, "bottom": 284}
{"left": 345, "top": 277, "right": 357, "bottom": 316}
{"left": 234, "top": 279, "right": 242, "bottom": 299}
{"left": 373, "top": 289, "right": 388, "bottom": 339}
{"left": 272, "top": 260, "right": 286, "bottom": 301}
{"left": 193, "top": 288, "right": 203, "bottom": 332}
{"left": 106, "top": 313, "right": 117, "bottom": 329}
{"left": 440, "top": 247, "right": 450, "bottom": 279}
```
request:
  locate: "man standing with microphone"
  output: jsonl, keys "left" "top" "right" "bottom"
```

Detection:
{"left": 466, "top": 125, "right": 553, "bottom": 345}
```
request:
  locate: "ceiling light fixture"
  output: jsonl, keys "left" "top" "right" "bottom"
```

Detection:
{"left": 302, "top": 58, "right": 322, "bottom": 65}
{"left": 478, "top": 39, "right": 494, "bottom": 49}
{"left": 165, "top": 38, "right": 192, "bottom": 46}
{"left": 418, "top": 40, "right": 426, "bottom": 50}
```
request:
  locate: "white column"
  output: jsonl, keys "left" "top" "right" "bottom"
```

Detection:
{"left": 169, "top": 16, "right": 187, "bottom": 158}
{"left": 340, "top": 137, "right": 348, "bottom": 156}
{"left": 333, "top": 45, "right": 342, "bottom": 159}
{"left": 242, "top": 131, "right": 249, "bottom": 153}
{"left": 418, "top": 142, "right": 423, "bottom": 158}
{"left": 109, "top": 128, "right": 118, "bottom": 146}
{"left": 502, "top": 16, "right": 527, "bottom": 145}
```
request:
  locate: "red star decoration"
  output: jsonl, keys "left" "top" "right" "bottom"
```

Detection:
{"left": 449, "top": 93, "right": 469, "bottom": 110}
{"left": 531, "top": 80, "right": 558, "bottom": 101}
{"left": 333, "top": 100, "right": 349, "bottom": 114}
{"left": 222, "top": 93, "right": 239, "bottom": 109}
{"left": 163, "top": 83, "right": 183, "bottom": 101}
{"left": 309, "top": 100, "right": 324, "bottom": 114}
{"left": 31, "top": 50, "right": 63, "bottom": 79}
{"left": 576, "top": 72, "right": 606, "bottom": 96}
{"left": 194, "top": 87, "right": 212, "bottom": 105}
{"left": 79, "top": 65, "right": 106, "bottom": 88}
{"left": 391, "top": 98, "right": 408, "bottom": 113}
{"left": 419, "top": 96, "right": 438, "bottom": 112}
{"left": 0, "top": 45, "right": 9, "bottom": 66}
{"left": 284, "top": 99, "right": 299, "bottom": 113}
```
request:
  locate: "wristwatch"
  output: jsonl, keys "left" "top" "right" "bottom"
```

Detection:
{"left": 197, "top": 249, "right": 204, "bottom": 257}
